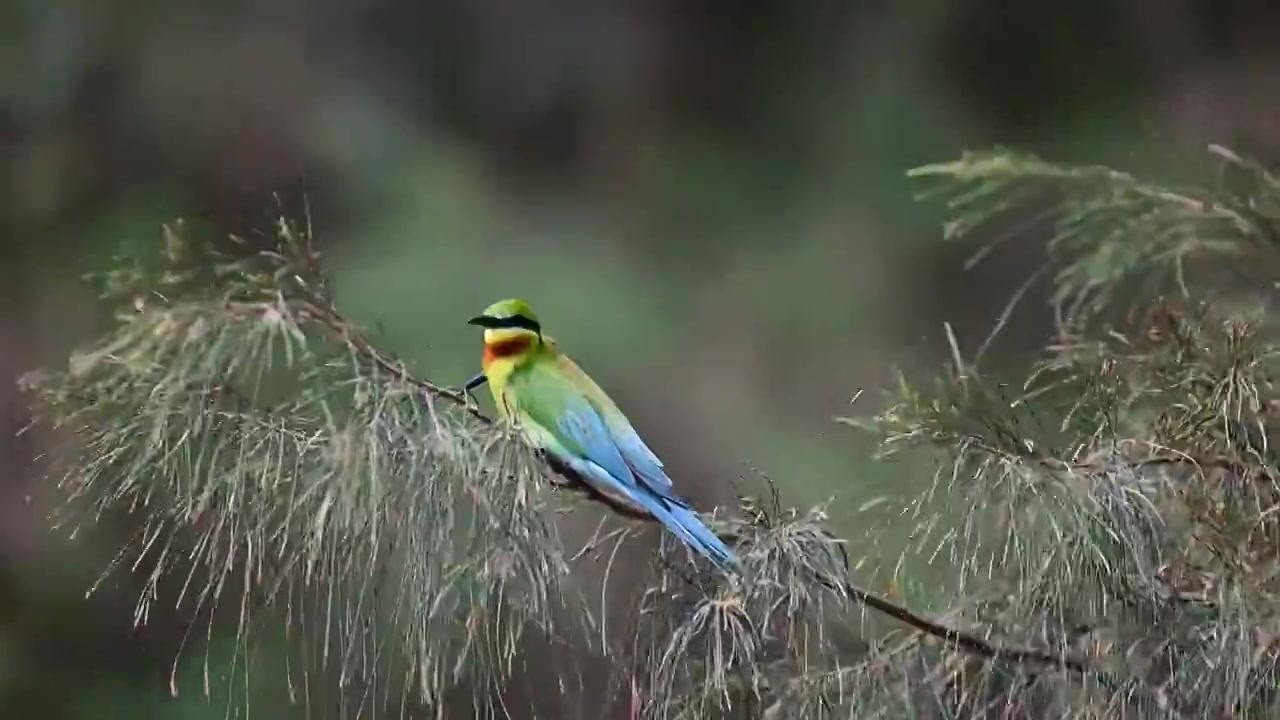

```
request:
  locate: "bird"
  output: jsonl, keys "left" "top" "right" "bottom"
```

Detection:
{"left": 463, "top": 298, "right": 739, "bottom": 570}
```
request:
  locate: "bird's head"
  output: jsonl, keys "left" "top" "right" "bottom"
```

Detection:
{"left": 465, "top": 299, "right": 544, "bottom": 392}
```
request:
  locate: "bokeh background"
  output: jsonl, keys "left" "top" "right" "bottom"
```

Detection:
{"left": 4, "top": 2, "right": 1280, "bottom": 717}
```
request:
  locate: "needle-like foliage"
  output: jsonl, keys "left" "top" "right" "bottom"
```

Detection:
{"left": 840, "top": 144, "right": 1280, "bottom": 718}
{"left": 22, "top": 141, "right": 1280, "bottom": 719}
{"left": 24, "top": 219, "right": 587, "bottom": 717}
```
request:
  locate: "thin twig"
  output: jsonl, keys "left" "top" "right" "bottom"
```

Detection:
{"left": 840, "top": 581, "right": 1091, "bottom": 673}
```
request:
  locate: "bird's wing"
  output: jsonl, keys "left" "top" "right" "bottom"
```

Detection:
{"left": 514, "top": 357, "right": 681, "bottom": 505}
{"left": 510, "top": 353, "right": 739, "bottom": 570}
{"left": 550, "top": 354, "right": 674, "bottom": 492}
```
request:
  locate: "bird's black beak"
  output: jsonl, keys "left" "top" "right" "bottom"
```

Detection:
{"left": 468, "top": 315, "right": 498, "bottom": 328}
{"left": 463, "top": 371, "right": 488, "bottom": 392}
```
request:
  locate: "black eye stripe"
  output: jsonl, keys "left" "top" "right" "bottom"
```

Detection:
{"left": 495, "top": 315, "right": 541, "bottom": 332}
{"left": 471, "top": 314, "right": 542, "bottom": 333}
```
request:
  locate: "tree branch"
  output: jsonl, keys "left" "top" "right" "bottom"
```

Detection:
{"left": 273, "top": 295, "right": 1102, "bottom": 680}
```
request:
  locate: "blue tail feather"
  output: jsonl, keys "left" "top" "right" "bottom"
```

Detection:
{"left": 565, "top": 454, "right": 740, "bottom": 570}
{"left": 664, "top": 503, "right": 739, "bottom": 569}
{"left": 642, "top": 496, "right": 739, "bottom": 570}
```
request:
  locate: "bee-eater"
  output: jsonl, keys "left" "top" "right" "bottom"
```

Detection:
{"left": 464, "top": 298, "right": 739, "bottom": 570}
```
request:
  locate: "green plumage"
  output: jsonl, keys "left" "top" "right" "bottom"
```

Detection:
{"left": 469, "top": 298, "right": 739, "bottom": 569}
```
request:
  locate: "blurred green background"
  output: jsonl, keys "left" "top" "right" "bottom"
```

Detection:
{"left": 4, "top": 1, "right": 1280, "bottom": 717}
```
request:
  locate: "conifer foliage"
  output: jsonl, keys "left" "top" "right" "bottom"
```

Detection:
{"left": 22, "top": 145, "right": 1280, "bottom": 717}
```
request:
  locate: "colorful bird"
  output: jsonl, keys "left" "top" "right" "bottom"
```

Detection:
{"left": 464, "top": 298, "right": 739, "bottom": 570}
